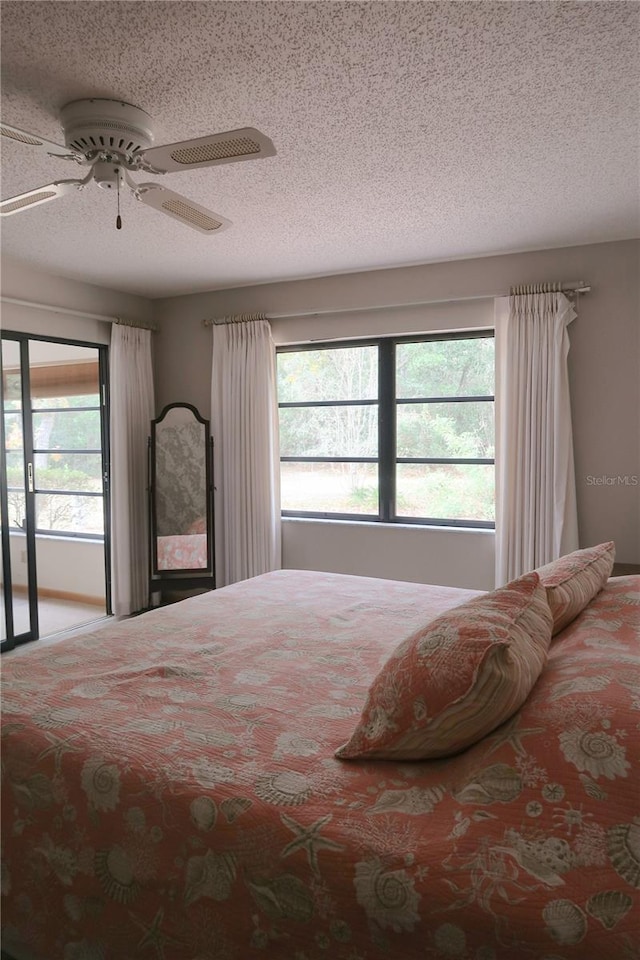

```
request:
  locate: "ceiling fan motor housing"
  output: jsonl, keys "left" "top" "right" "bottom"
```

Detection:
{"left": 60, "top": 99, "right": 155, "bottom": 163}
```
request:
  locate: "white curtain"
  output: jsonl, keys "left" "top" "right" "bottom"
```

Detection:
{"left": 495, "top": 289, "right": 579, "bottom": 586}
{"left": 110, "top": 324, "right": 155, "bottom": 615}
{"left": 211, "top": 316, "right": 281, "bottom": 586}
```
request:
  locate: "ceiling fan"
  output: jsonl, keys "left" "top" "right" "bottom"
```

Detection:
{"left": 0, "top": 98, "right": 276, "bottom": 233}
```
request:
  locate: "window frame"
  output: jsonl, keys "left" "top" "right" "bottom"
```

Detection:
{"left": 2, "top": 332, "right": 110, "bottom": 542}
{"left": 277, "top": 330, "right": 495, "bottom": 528}
{"left": 31, "top": 401, "right": 105, "bottom": 538}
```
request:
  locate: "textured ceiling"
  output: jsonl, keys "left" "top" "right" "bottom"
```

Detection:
{"left": 1, "top": 1, "right": 638, "bottom": 298}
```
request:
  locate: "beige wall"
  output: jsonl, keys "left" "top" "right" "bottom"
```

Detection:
{"left": 155, "top": 239, "right": 640, "bottom": 579}
{"left": 283, "top": 520, "right": 496, "bottom": 591}
{"left": 9, "top": 533, "right": 106, "bottom": 602}
{"left": 3, "top": 243, "right": 636, "bottom": 590}
{"left": 1, "top": 255, "right": 153, "bottom": 342}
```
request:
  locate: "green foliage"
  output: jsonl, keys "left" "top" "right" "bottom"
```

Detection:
{"left": 5, "top": 463, "right": 103, "bottom": 533}
{"left": 279, "top": 405, "right": 377, "bottom": 457}
{"left": 397, "top": 402, "right": 494, "bottom": 459}
{"left": 2, "top": 367, "right": 104, "bottom": 533}
{"left": 278, "top": 347, "right": 378, "bottom": 459}
{"left": 32, "top": 408, "right": 101, "bottom": 451}
{"left": 278, "top": 347, "right": 377, "bottom": 403}
{"left": 397, "top": 464, "right": 495, "bottom": 521}
{"left": 5, "top": 463, "right": 101, "bottom": 494}
{"left": 348, "top": 484, "right": 378, "bottom": 511}
{"left": 396, "top": 337, "right": 494, "bottom": 398}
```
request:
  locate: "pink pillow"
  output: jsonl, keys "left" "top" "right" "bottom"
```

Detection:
{"left": 336, "top": 572, "right": 552, "bottom": 761}
{"left": 536, "top": 541, "right": 615, "bottom": 636}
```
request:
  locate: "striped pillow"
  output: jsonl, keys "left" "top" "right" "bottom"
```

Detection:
{"left": 536, "top": 541, "right": 615, "bottom": 636}
{"left": 335, "top": 572, "right": 552, "bottom": 761}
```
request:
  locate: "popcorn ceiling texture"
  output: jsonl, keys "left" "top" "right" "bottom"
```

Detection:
{"left": 1, "top": 1, "right": 638, "bottom": 297}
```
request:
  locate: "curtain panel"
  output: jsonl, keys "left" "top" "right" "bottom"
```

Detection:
{"left": 211, "top": 318, "right": 281, "bottom": 586}
{"left": 110, "top": 324, "right": 155, "bottom": 615}
{"left": 495, "top": 291, "right": 579, "bottom": 586}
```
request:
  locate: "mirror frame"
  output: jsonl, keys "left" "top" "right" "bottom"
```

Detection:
{"left": 148, "top": 402, "right": 214, "bottom": 589}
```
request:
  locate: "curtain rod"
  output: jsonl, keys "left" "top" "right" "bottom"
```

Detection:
{"left": 1, "top": 295, "right": 158, "bottom": 331}
{"left": 201, "top": 281, "right": 590, "bottom": 326}
{"left": 203, "top": 311, "right": 267, "bottom": 328}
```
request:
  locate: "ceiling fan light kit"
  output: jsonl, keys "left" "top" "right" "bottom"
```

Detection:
{"left": 0, "top": 98, "right": 276, "bottom": 232}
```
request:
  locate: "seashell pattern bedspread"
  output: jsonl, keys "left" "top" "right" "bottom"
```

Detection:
{"left": 1, "top": 570, "right": 638, "bottom": 959}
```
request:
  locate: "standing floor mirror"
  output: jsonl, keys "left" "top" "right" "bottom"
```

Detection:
{"left": 148, "top": 403, "right": 214, "bottom": 605}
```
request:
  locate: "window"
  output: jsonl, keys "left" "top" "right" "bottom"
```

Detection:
{"left": 3, "top": 347, "right": 107, "bottom": 538}
{"left": 277, "top": 332, "right": 495, "bottom": 527}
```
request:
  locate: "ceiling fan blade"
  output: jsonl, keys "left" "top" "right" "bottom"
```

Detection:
{"left": 139, "top": 127, "right": 275, "bottom": 174}
{"left": 0, "top": 180, "right": 80, "bottom": 217}
{"left": 1, "top": 122, "right": 71, "bottom": 158}
{"left": 135, "top": 184, "right": 231, "bottom": 234}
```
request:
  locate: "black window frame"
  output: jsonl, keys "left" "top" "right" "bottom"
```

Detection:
{"left": 31, "top": 401, "right": 105, "bottom": 539}
{"left": 2, "top": 333, "right": 110, "bottom": 542}
{"left": 277, "top": 330, "right": 495, "bottom": 529}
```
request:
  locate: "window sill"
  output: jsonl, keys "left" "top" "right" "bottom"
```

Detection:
{"left": 7, "top": 530, "right": 104, "bottom": 544}
{"left": 281, "top": 516, "right": 495, "bottom": 534}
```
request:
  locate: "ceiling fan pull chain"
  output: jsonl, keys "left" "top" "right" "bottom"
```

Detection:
{"left": 116, "top": 169, "right": 122, "bottom": 230}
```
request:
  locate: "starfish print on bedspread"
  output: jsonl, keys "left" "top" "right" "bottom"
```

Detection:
{"left": 280, "top": 813, "right": 346, "bottom": 876}
{"left": 37, "top": 731, "right": 84, "bottom": 774}
{"left": 130, "top": 906, "right": 182, "bottom": 959}
{"left": 484, "top": 715, "right": 546, "bottom": 757}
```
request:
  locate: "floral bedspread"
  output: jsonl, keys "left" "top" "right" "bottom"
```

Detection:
{"left": 157, "top": 533, "right": 207, "bottom": 570}
{"left": 1, "top": 570, "right": 638, "bottom": 959}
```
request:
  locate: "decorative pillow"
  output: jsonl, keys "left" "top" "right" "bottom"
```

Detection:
{"left": 336, "top": 572, "right": 553, "bottom": 761}
{"left": 536, "top": 541, "right": 615, "bottom": 636}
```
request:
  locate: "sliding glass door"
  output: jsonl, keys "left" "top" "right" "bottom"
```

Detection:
{"left": 1, "top": 338, "right": 35, "bottom": 643}
{"left": 1, "top": 332, "right": 111, "bottom": 651}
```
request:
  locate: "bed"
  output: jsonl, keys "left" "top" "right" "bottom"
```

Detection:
{"left": 1, "top": 562, "right": 638, "bottom": 959}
